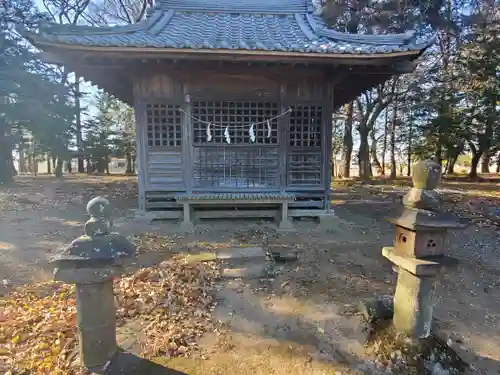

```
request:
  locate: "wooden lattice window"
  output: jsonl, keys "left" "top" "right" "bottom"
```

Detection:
{"left": 289, "top": 105, "right": 322, "bottom": 148}
{"left": 146, "top": 103, "right": 182, "bottom": 147}
{"left": 192, "top": 101, "right": 279, "bottom": 145}
{"left": 287, "top": 105, "right": 323, "bottom": 186}
{"left": 288, "top": 151, "right": 322, "bottom": 186}
{"left": 193, "top": 146, "right": 279, "bottom": 189}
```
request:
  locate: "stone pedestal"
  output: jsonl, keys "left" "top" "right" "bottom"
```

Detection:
{"left": 393, "top": 268, "right": 435, "bottom": 337}
{"left": 76, "top": 281, "right": 117, "bottom": 368}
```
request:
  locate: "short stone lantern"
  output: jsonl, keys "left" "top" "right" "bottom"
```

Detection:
{"left": 51, "top": 196, "right": 135, "bottom": 371}
{"left": 382, "top": 160, "right": 467, "bottom": 338}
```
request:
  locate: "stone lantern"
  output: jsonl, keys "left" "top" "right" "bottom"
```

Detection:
{"left": 382, "top": 160, "right": 466, "bottom": 338}
{"left": 51, "top": 196, "right": 136, "bottom": 371}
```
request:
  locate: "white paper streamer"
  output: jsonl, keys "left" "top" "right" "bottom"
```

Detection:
{"left": 224, "top": 126, "right": 231, "bottom": 144}
{"left": 266, "top": 120, "right": 272, "bottom": 138}
{"left": 206, "top": 123, "right": 212, "bottom": 142}
{"left": 249, "top": 123, "right": 256, "bottom": 143}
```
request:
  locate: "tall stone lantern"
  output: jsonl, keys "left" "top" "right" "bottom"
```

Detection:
{"left": 51, "top": 196, "right": 136, "bottom": 371}
{"left": 382, "top": 160, "right": 466, "bottom": 338}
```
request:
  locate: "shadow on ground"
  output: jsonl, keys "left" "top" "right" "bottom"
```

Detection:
{"left": 99, "top": 351, "right": 188, "bottom": 375}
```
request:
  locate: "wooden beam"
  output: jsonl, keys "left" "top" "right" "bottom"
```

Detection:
{"left": 392, "top": 60, "right": 418, "bottom": 74}
{"left": 38, "top": 51, "right": 66, "bottom": 65}
{"left": 43, "top": 44, "right": 419, "bottom": 67}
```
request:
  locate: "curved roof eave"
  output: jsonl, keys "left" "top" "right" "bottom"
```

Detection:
{"left": 19, "top": 7, "right": 436, "bottom": 58}
{"left": 29, "top": 41, "right": 429, "bottom": 61}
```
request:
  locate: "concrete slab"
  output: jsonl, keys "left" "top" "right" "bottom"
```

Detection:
{"left": 221, "top": 263, "right": 268, "bottom": 279}
{"left": 217, "top": 246, "right": 266, "bottom": 260}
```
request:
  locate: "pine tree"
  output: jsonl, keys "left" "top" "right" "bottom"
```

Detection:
{"left": 0, "top": 0, "right": 75, "bottom": 182}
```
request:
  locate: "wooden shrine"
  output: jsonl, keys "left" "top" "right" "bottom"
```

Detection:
{"left": 23, "top": 0, "right": 433, "bottom": 229}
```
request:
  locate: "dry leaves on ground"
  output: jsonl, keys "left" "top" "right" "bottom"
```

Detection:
{"left": 116, "top": 257, "right": 220, "bottom": 358}
{"left": 1, "top": 258, "right": 220, "bottom": 375}
{"left": 0, "top": 177, "right": 137, "bottom": 216}
{"left": 132, "top": 233, "right": 176, "bottom": 254}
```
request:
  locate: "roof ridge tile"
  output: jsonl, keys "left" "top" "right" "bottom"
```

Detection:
{"left": 159, "top": 0, "right": 308, "bottom": 14}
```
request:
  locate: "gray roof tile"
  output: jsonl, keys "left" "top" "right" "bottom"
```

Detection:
{"left": 159, "top": 0, "right": 309, "bottom": 13}
{"left": 29, "top": 1, "right": 434, "bottom": 56}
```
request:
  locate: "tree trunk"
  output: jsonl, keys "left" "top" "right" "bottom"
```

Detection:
{"left": 86, "top": 157, "right": 91, "bottom": 173}
{"left": 105, "top": 157, "right": 110, "bottom": 175}
{"left": 11, "top": 157, "right": 17, "bottom": 177}
{"left": 55, "top": 157, "right": 63, "bottom": 178}
{"left": 446, "top": 155, "right": 457, "bottom": 174}
{"left": 358, "top": 128, "right": 372, "bottom": 180}
{"left": 390, "top": 105, "right": 397, "bottom": 179}
{"left": 132, "top": 157, "right": 136, "bottom": 174}
{"left": 46, "top": 155, "right": 52, "bottom": 174}
{"left": 480, "top": 152, "right": 490, "bottom": 174}
{"left": 126, "top": 151, "right": 133, "bottom": 174}
{"left": 27, "top": 153, "right": 33, "bottom": 174}
{"left": 96, "top": 158, "right": 106, "bottom": 174}
{"left": 0, "top": 129, "right": 13, "bottom": 184}
{"left": 434, "top": 142, "right": 443, "bottom": 166}
{"left": 496, "top": 152, "right": 500, "bottom": 173}
{"left": 19, "top": 138, "right": 26, "bottom": 173}
{"left": 67, "top": 160, "right": 72, "bottom": 174}
{"left": 370, "top": 131, "right": 383, "bottom": 175}
{"left": 469, "top": 152, "right": 481, "bottom": 178}
{"left": 407, "top": 120, "right": 413, "bottom": 176}
{"left": 382, "top": 109, "right": 388, "bottom": 176}
{"left": 342, "top": 102, "right": 354, "bottom": 178}
{"left": 75, "top": 76, "right": 85, "bottom": 173}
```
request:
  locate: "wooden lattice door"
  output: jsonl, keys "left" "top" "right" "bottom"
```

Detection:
{"left": 287, "top": 105, "right": 323, "bottom": 187}
{"left": 144, "top": 103, "right": 185, "bottom": 190}
{"left": 191, "top": 100, "right": 280, "bottom": 190}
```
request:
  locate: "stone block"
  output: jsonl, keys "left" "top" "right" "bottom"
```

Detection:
{"left": 217, "top": 246, "right": 266, "bottom": 260}
{"left": 277, "top": 217, "right": 295, "bottom": 232}
{"left": 54, "top": 266, "right": 121, "bottom": 284}
{"left": 358, "top": 295, "right": 394, "bottom": 323}
{"left": 178, "top": 220, "right": 195, "bottom": 234}
{"left": 132, "top": 210, "right": 157, "bottom": 223}
{"left": 382, "top": 247, "right": 442, "bottom": 277}
{"left": 411, "top": 160, "right": 441, "bottom": 190}
{"left": 221, "top": 263, "right": 267, "bottom": 279}
{"left": 393, "top": 268, "right": 436, "bottom": 338}
{"left": 403, "top": 187, "right": 442, "bottom": 211}
{"left": 393, "top": 226, "right": 446, "bottom": 258}
{"left": 316, "top": 212, "right": 340, "bottom": 231}
{"left": 217, "top": 246, "right": 269, "bottom": 279}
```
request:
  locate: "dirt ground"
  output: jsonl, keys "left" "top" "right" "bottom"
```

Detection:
{"left": 1, "top": 174, "right": 500, "bottom": 374}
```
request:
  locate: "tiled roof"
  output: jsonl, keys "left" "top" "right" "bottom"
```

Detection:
{"left": 25, "top": 0, "right": 434, "bottom": 56}
{"left": 159, "top": 0, "right": 309, "bottom": 13}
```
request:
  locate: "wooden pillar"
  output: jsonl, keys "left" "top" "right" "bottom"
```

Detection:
{"left": 279, "top": 82, "right": 288, "bottom": 192}
{"left": 322, "top": 81, "right": 334, "bottom": 212}
{"left": 182, "top": 87, "right": 193, "bottom": 194}
{"left": 133, "top": 98, "right": 147, "bottom": 212}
